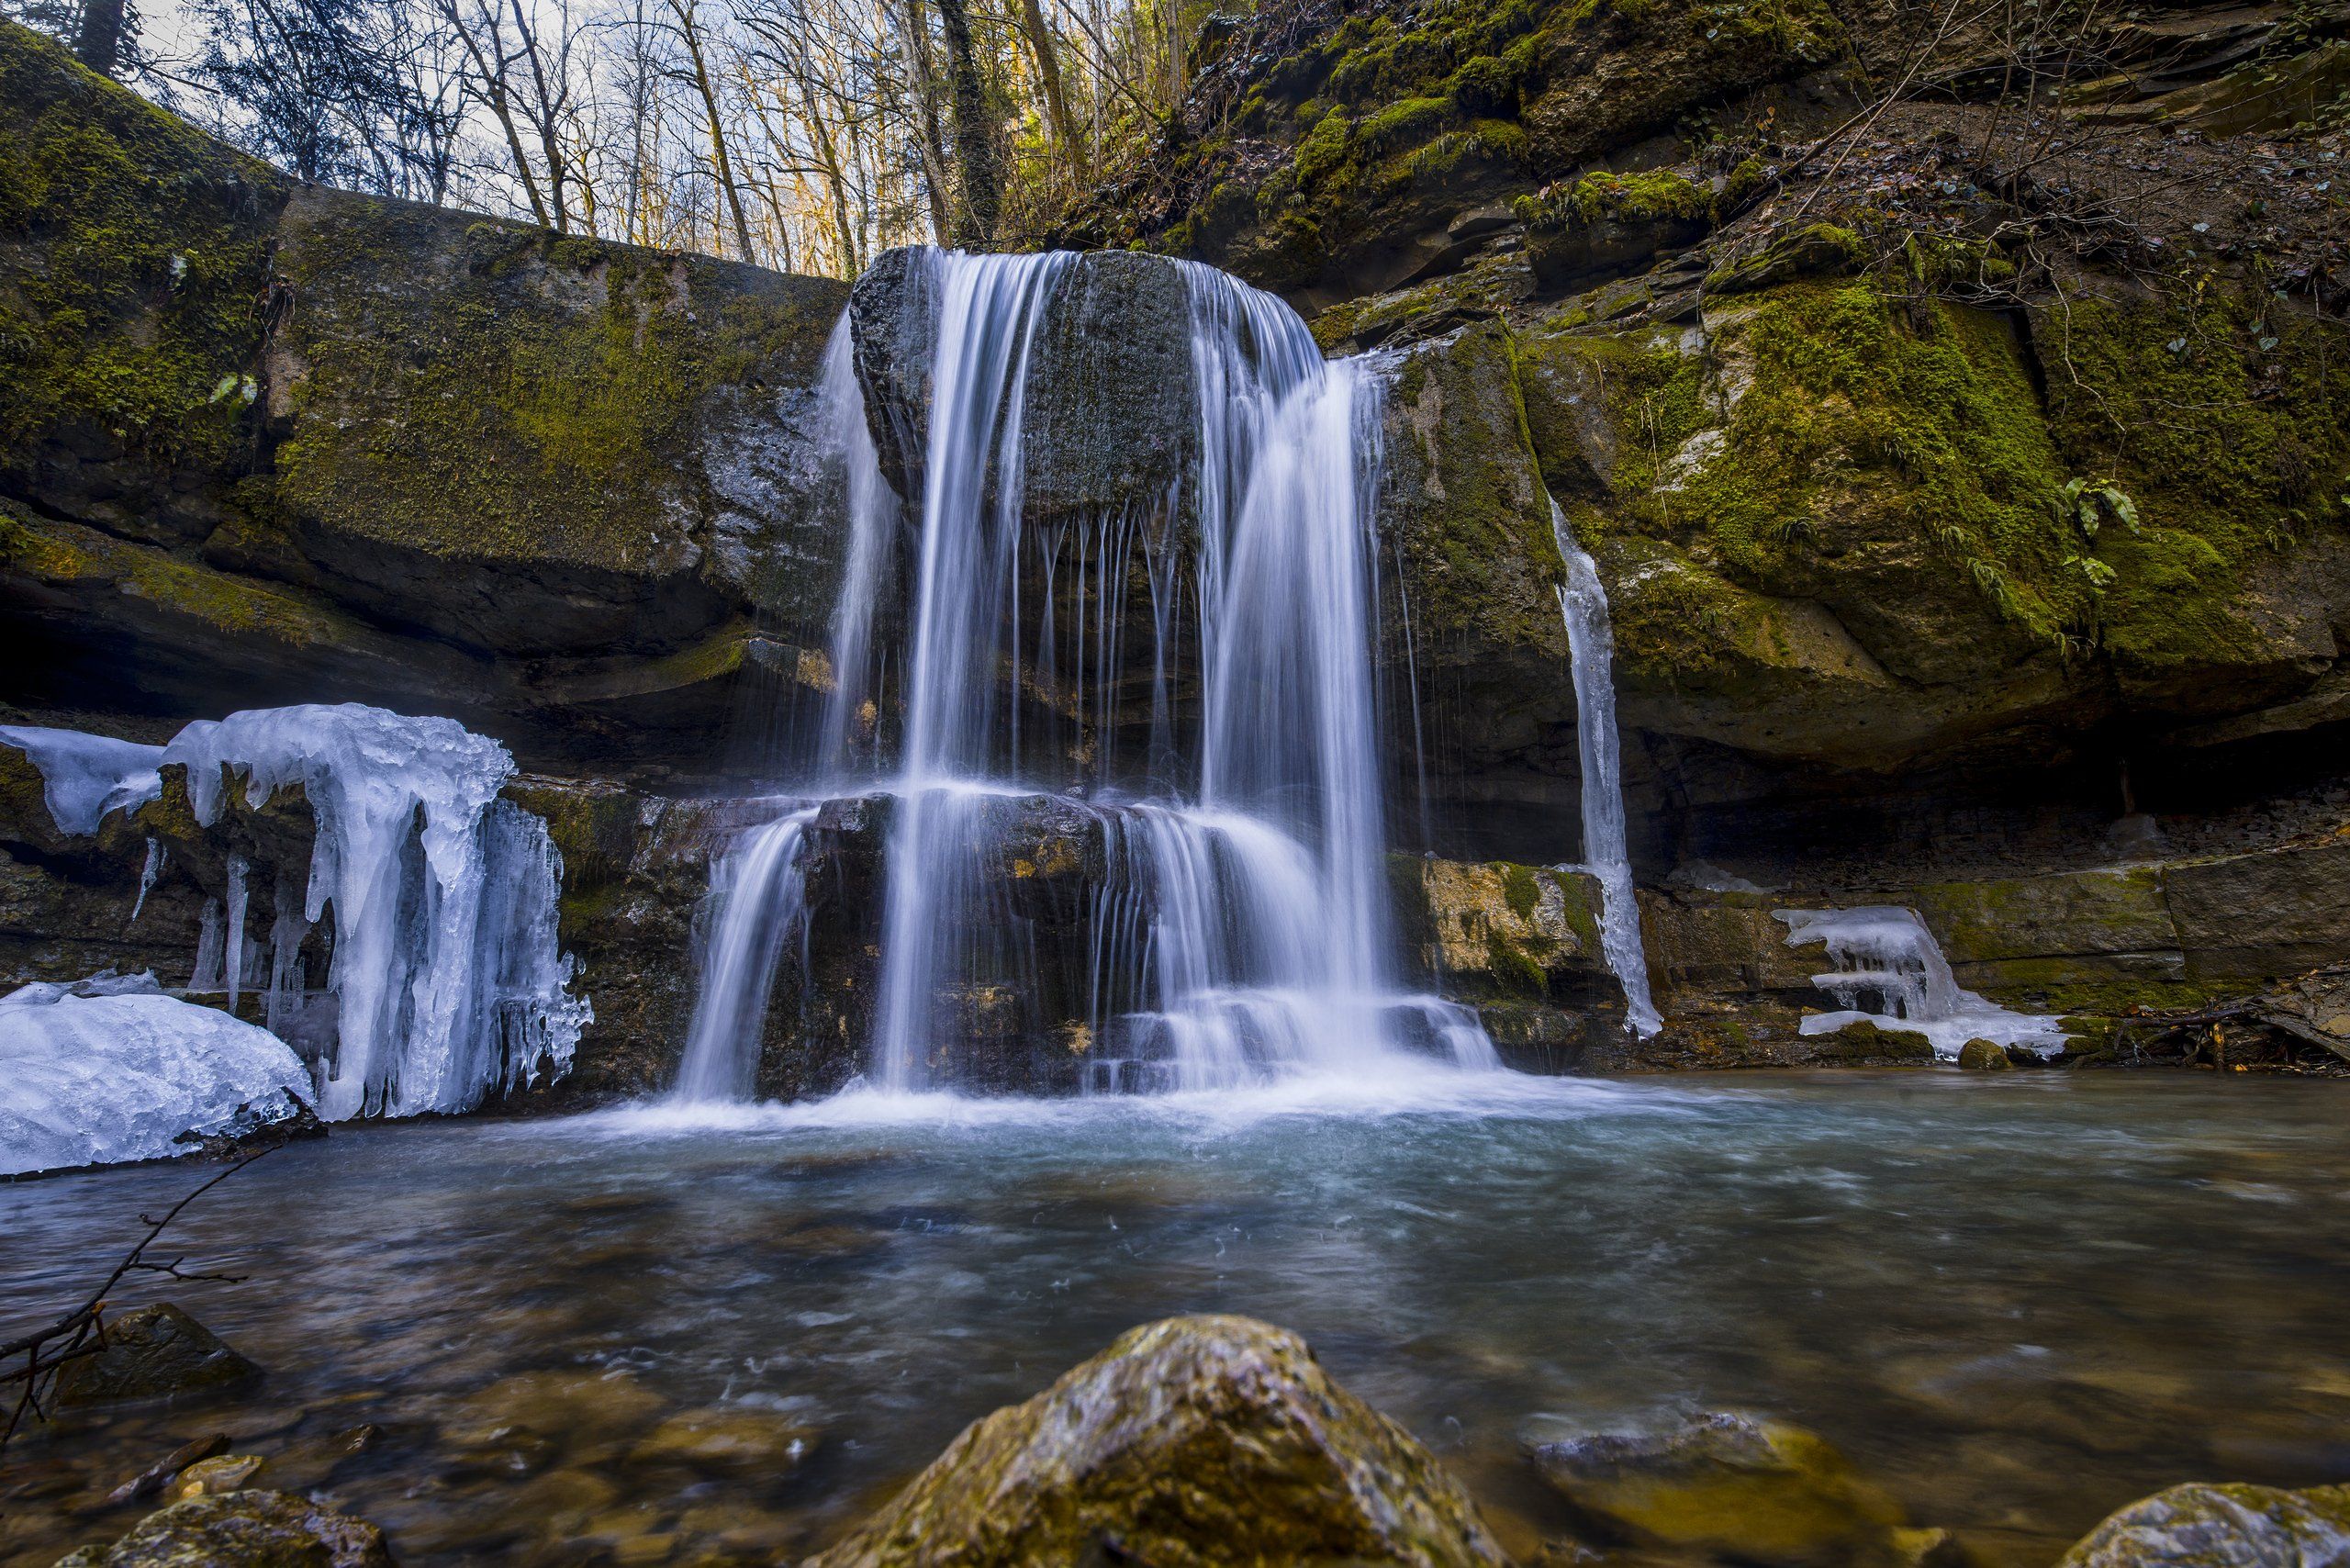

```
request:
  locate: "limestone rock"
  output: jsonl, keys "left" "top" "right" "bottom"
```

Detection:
{"left": 1534, "top": 1412, "right": 1950, "bottom": 1568}
{"left": 2056, "top": 1481, "right": 2350, "bottom": 1568}
{"left": 61, "top": 1488, "right": 393, "bottom": 1567}
{"left": 53, "top": 1304, "right": 260, "bottom": 1408}
{"left": 1803, "top": 1020, "right": 1935, "bottom": 1068}
{"left": 809, "top": 1313, "right": 1508, "bottom": 1567}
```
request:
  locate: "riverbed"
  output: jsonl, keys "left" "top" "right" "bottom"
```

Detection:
{"left": 6, "top": 1070, "right": 2347, "bottom": 1565}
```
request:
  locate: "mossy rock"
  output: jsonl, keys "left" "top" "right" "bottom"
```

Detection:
{"left": 1534, "top": 1411, "right": 1953, "bottom": 1567}
{"left": 2056, "top": 1481, "right": 2350, "bottom": 1568}
{"left": 52, "top": 1303, "right": 260, "bottom": 1408}
{"left": 811, "top": 1315, "right": 1509, "bottom": 1566}
{"left": 0, "top": 23, "right": 288, "bottom": 544}
{"left": 61, "top": 1487, "right": 392, "bottom": 1566}
{"left": 268, "top": 189, "right": 846, "bottom": 655}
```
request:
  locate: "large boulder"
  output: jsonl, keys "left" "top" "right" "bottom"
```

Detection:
{"left": 52, "top": 1304, "right": 260, "bottom": 1407}
{"left": 809, "top": 1314, "right": 1508, "bottom": 1567}
{"left": 2055, "top": 1481, "right": 2350, "bottom": 1568}
{"left": 847, "top": 247, "right": 1199, "bottom": 532}
{"left": 55, "top": 1488, "right": 393, "bottom": 1567}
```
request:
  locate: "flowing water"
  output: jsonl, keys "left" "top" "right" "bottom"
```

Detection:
{"left": 1550, "top": 499, "right": 1662, "bottom": 1037}
{"left": 701, "top": 248, "right": 1502, "bottom": 1098}
{"left": 6, "top": 1075, "right": 2348, "bottom": 1568}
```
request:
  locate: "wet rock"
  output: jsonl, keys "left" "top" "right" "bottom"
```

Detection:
{"left": 53, "top": 1305, "right": 261, "bottom": 1408}
{"left": 443, "top": 1368, "right": 666, "bottom": 1470}
{"left": 164, "top": 1453, "right": 265, "bottom": 1501}
{"left": 811, "top": 1313, "right": 1507, "bottom": 1567}
{"left": 1533, "top": 1412, "right": 1952, "bottom": 1568}
{"left": 59, "top": 1488, "right": 393, "bottom": 1566}
{"left": 1805, "top": 1020, "right": 1936, "bottom": 1068}
{"left": 625, "top": 1406, "right": 819, "bottom": 1476}
{"left": 2057, "top": 1481, "right": 2350, "bottom": 1568}
{"left": 1956, "top": 1039, "right": 2014, "bottom": 1071}
{"left": 106, "top": 1433, "right": 229, "bottom": 1506}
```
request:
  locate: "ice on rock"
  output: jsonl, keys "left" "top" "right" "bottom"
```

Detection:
{"left": 0, "top": 724, "right": 163, "bottom": 834}
{"left": 1774, "top": 906, "right": 2067, "bottom": 1059}
{"left": 0, "top": 974, "right": 313, "bottom": 1176}
{"left": 164, "top": 704, "right": 588, "bottom": 1119}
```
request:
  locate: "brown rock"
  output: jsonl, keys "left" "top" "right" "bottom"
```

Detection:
{"left": 809, "top": 1314, "right": 1507, "bottom": 1567}
{"left": 60, "top": 1488, "right": 392, "bottom": 1566}
{"left": 54, "top": 1305, "right": 260, "bottom": 1408}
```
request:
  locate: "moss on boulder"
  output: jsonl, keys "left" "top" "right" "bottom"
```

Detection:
{"left": 810, "top": 1314, "right": 1508, "bottom": 1567}
{"left": 2056, "top": 1481, "right": 2350, "bottom": 1568}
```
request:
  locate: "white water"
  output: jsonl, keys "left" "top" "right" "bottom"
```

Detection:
{"left": 1549, "top": 500, "right": 1662, "bottom": 1036}
{"left": 0, "top": 973, "right": 313, "bottom": 1175}
{"left": 1775, "top": 906, "right": 2067, "bottom": 1059}
{"left": 822, "top": 249, "right": 1497, "bottom": 1096}
{"left": 673, "top": 805, "right": 820, "bottom": 1103}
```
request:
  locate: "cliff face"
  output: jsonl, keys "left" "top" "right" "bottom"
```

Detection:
{"left": 9, "top": 7, "right": 2350, "bottom": 1092}
{"left": 0, "top": 23, "right": 848, "bottom": 779}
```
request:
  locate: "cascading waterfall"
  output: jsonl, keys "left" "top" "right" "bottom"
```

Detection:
{"left": 673, "top": 805, "right": 820, "bottom": 1103}
{"left": 1549, "top": 500, "right": 1663, "bottom": 1036}
{"left": 670, "top": 247, "right": 1500, "bottom": 1102}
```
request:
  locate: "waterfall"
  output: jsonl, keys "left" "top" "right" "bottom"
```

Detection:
{"left": 673, "top": 805, "right": 820, "bottom": 1103}
{"left": 1549, "top": 500, "right": 1662, "bottom": 1036}
{"left": 819, "top": 248, "right": 1498, "bottom": 1095}
{"left": 1775, "top": 907, "right": 2066, "bottom": 1059}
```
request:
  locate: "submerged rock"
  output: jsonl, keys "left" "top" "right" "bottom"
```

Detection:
{"left": 2057, "top": 1482, "right": 2350, "bottom": 1568}
{"left": 626, "top": 1406, "right": 819, "bottom": 1476}
{"left": 55, "top": 1488, "right": 393, "bottom": 1567}
{"left": 53, "top": 1304, "right": 260, "bottom": 1408}
{"left": 810, "top": 1313, "right": 1508, "bottom": 1567}
{"left": 1532, "top": 1412, "right": 1953, "bottom": 1568}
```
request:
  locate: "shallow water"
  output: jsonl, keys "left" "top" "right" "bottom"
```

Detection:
{"left": 6, "top": 1070, "right": 2349, "bottom": 1565}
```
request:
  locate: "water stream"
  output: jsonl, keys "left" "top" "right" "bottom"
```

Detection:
{"left": 5, "top": 1075, "right": 2345, "bottom": 1567}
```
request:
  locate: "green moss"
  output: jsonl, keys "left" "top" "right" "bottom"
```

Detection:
{"left": 1294, "top": 107, "right": 1352, "bottom": 186}
{"left": 1524, "top": 169, "right": 1711, "bottom": 232}
{"left": 1500, "top": 861, "right": 1541, "bottom": 921}
{"left": 272, "top": 205, "right": 837, "bottom": 572}
{"left": 2032, "top": 285, "right": 2350, "bottom": 676}
{"left": 1663, "top": 285, "right": 2077, "bottom": 641}
{"left": 1356, "top": 95, "right": 1456, "bottom": 153}
{"left": 1483, "top": 928, "right": 1550, "bottom": 995}
{"left": 0, "top": 23, "right": 286, "bottom": 482}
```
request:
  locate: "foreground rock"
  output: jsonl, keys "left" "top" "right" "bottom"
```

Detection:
{"left": 2057, "top": 1482, "right": 2350, "bottom": 1568}
{"left": 52, "top": 1304, "right": 259, "bottom": 1408}
{"left": 54, "top": 1489, "right": 392, "bottom": 1567}
{"left": 809, "top": 1313, "right": 1507, "bottom": 1567}
{"left": 1533, "top": 1412, "right": 1953, "bottom": 1568}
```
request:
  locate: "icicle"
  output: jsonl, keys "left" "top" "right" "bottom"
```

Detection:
{"left": 189, "top": 899, "right": 225, "bottom": 991}
{"left": 223, "top": 853, "right": 250, "bottom": 1014}
{"left": 265, "top": 869, "right": 309, "bottom": 1042}
{"left": 1549, "top": 498, "right": 1662, "bottom": 1037}
{"left": 129, "top": 837, "right": 163, "bottom": 924}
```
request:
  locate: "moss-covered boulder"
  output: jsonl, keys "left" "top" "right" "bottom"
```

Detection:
{"left": 810, "top": 1314, "right": 1508, "bottom": 1567}
{"left": 847, "top": 246, "right": 1198, "bottom": 531}
{"left": 2055, "top": 1481, "right": 2350, "bottom": 1568}
{"left": 52, "top": 1304, "right": 259, "bottom": 1408}
{"left": 57, "top": 1488, "right": 393, "bottom": 1567}
{"left": 1534, "top": 1412, "right": 1953, "bottom": 1567}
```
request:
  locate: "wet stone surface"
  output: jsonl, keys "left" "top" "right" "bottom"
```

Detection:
{"left": 3, "top": 1073, "right": 2348, "bottom": 1567}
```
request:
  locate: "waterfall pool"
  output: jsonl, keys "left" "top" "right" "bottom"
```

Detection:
{"left": 5, "top": 1071, "right": 2347, "bottom": 1565}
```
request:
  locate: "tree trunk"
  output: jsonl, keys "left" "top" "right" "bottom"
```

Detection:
{"left": 669, "top": 0, "right": 757, "bottom": 263}
{"left": 933, "top": 0, "right": 997, "bottom": 248}
{"left": 1015, "top": 0, "right": 1084, "bottom": 177}
{"left": 74, "top": 0, "right": 126, "bottom": 76}
{"left": 896, "top": 0, "right": 955, "bottom": 241}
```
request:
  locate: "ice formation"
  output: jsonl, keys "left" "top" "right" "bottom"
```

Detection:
{"left": 164, "top": 705, "right": 589, "bottom": 1118}
{"left": 0, "top": 724, "right": 163, "bottom": 834}
{"left": 1775, "top": 906, "right": 2067, "bottom": 1059}
{"left": 5, "top": 704, "right": 588, "bottom": 1124}
{"left": 0, "top": 973, "right": 314, "bottom": 1176}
